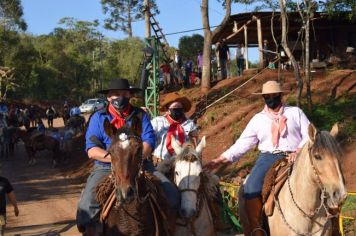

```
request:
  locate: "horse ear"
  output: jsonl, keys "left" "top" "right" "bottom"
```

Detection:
{"left": 308, "top": 123, "right": 318, "bottom": 143}
{"left": 103, "top": 118, "right": 116, "bottom": 138}
{"left": 171, "top": 136, "right": 183, "bottom": 156}
{"left": 195, "top": 136, "right": 206, "bottom": 154}
{"left": 330, "top": 123, "right": 339, "bottom": 138}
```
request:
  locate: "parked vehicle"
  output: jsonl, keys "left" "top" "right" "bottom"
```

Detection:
{"left": 79, "top": 98, "right": 107, "bottom": 113}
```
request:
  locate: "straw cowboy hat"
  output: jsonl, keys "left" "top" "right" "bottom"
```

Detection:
{"left": 253, "top": 81, "right": 287, "bottom": 95}
{"left": 160, "top": 92, "right": 192, "bottom": 112}
{"left": 97, "top": 78, "right": 141, "bottom": 94}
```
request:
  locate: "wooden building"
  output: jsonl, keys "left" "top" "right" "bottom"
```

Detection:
{"left": 213, "top": 12, "right": 356, "bottom": 68}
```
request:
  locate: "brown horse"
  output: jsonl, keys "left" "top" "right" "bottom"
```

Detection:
{"left": 95, "top": 121, "right": 173, "bottom": 236}
{"left": 12, "top": 128, "right": 60, "bottom": 168}
{"left": 239, "top": 123, "right": 347, "bottom": 235}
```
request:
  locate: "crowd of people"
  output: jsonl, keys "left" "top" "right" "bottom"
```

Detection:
{"left": 159, "top": 50, "right": 202, "bottom": 93}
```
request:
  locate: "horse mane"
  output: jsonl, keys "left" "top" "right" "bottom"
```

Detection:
{"left": 313, "top": 131, "right": 342, "bottom": 159}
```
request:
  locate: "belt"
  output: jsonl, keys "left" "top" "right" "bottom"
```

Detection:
{"left": 271, "top": 150, "right": 293, "bottom": 156}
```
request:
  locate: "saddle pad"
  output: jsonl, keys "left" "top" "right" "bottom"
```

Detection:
{"left": 262, "top": 159, "right": 291, "bottom": 216}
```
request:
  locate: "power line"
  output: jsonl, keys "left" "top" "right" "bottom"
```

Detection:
{"left": 165, "top": 24, "right": 221, "bottom": 36}
{"left": 191, "top": 0, "right": 225, "bottom": 16}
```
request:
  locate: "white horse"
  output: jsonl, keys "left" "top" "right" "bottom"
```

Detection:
{"left": 157, "top": 136, "right": 218, "bottom": 236}
{"left": 239, "top": 123, "right": 347, "bottom": 235}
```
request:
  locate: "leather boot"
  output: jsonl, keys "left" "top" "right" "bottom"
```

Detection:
{"left": 245, "top": 197, "right": 264, "bottom": 236}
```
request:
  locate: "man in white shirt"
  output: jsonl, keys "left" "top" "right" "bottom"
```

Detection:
{"left": 205, "top": 80, "right": 310, "bottom": 236}
{"left": 151, "top": 92, "right": 197, "bottom": 163}
{"left": 236, "top": 43, "right": 245, "bottom": 76}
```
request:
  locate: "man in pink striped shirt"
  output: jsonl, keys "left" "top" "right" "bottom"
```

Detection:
{"left": 205, "top": 80, "right": 310, "bottom": 236}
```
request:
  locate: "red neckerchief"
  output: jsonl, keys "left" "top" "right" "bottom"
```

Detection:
{"left": 165, "top": 114, "right": 186, "bottom": 156}
{"left": 108, "top": 103, "right": 132, "bottom": 129}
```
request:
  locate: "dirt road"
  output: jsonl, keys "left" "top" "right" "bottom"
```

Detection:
{"left": 3, "top": 118, "right": 84, "bottom": 236}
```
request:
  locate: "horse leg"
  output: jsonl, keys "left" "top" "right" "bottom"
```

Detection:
{"left": 4, "top": 144, "right": 9, "bottom": 160}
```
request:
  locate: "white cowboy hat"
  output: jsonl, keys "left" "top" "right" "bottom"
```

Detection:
{"left": 252, "top": 81, "right": 287, "bottom": 95}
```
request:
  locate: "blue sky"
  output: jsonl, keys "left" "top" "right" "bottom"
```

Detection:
{"left": 22, "top": 0, "right": 259, "bottom": 61}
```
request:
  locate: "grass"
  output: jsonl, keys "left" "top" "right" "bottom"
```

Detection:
{"left": 340, "top": 193, "right": 356, "bottom": 235}
{"left": 305, "top": 97, "right": 356, "bottom": 136}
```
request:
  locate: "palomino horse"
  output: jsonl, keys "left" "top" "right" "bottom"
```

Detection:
{"left": 95, "top": 122, "right": 173, "bottom": 235}
{"left": 157, "top": 136, "right": 218, "bottom": 236}
{"left": 239, "top": 123, "right": 347, "bottom": 235}
{"left": 12, "top": 128, "right": 60, "bottom": 168}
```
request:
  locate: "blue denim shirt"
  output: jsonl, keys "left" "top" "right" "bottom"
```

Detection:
{"left": 85, "top": 107, "right": 155, "bottom": 167}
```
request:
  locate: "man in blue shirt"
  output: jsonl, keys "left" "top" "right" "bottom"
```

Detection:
{"left": 76, "top": 78, "right": 155, "bottom": 236}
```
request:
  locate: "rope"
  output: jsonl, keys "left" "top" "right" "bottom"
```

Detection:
{"left": 200, "top": 57, "right": 280, "bottom": 113}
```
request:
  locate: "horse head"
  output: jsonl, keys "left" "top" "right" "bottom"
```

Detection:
{"left": 104, "top": 119, "right": 143, "bottom": 203}
{"left": 306, "top": 123, "right": 347, "bottom": 213}
{"left": 171, "top": 136, "right": 206, "bottom": 219}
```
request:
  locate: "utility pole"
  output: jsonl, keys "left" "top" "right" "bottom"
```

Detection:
{"left": 144, "top": 0, "right": 151, "bottom": 37}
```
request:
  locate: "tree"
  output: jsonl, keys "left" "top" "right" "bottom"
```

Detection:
{"left": 0, "top": 0, "right": 27, "bottom": 31}
{"left": 201, "top": 0, "right": 232, "bottom": 92}
{"left": 178, "top": 34, "right": 204, "bottom": 61}
{"left": 279, "top": 0, "right": 303, "bottom": 107}
{"left": 101, "top": 0, "right": 159, "bottom": 37}
{"left": 320, "top": 0, "right": 356, "bottom": 21}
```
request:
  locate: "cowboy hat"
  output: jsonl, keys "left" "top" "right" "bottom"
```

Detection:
{"left": 160, "top": 92, "right": 192, "bottom": 112}
{"left": 252, "top": 81, "right": 287, "bottom": 95}
{"left": 97, "top": 78, "right": 141, "bottom": 94}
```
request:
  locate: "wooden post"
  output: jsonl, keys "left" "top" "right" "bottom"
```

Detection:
{"left": 244, "top": 26, "right": 249, "bottom": 70}
{"left": 257, "top": 18, "right": 263, "bottom": 68}
{"left": 144, "top": 0, "right": 151, "bottom": 37}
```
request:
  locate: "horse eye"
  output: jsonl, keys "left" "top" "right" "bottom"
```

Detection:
{"left": 175, "top": 171, "right": 179, "bottom": 176}
{"left": 314, "top": 155, "right": 322, "bottom": 160}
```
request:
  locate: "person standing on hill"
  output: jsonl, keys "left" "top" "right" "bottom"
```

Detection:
{"left": 216, "top": 39, "right": 230, "bottom": 80}
{"left": 46, "top": 106, "right": 56, "bottom": 128}
{"left": 0, "top": 176, "right": 19, "bottom": 236}
{"left": 236, "top": 43, "right": 245, "bottom": 76}
{"left": 205, "top": 80, "right": 310, "bottom": 236}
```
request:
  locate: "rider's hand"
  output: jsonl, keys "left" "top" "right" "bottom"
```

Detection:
{"left": 14, "top": 206, "right": 19, "bottom": 217}
{"left": 204, "top": 156, "right": 231, "bottom": 171}
{"left": 286, "top": 152, "right": 297, "bottom": 163}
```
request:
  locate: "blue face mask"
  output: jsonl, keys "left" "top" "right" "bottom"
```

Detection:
{"left": 111, "top": 96, "right": 129, "bottom": 111}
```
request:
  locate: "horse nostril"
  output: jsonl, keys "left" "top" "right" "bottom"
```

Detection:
{"left": 127, "top": 186, "right": 134, "bottom": 198}
{"left": 180, "top": 208, "right": 195, "bottom": 219}
{"left": 333, "top": 190, "right": 340, "bottom": 199}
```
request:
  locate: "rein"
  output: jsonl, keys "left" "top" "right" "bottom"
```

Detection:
{"left": 273, "top": 144, "right": 338, "bottom": 236}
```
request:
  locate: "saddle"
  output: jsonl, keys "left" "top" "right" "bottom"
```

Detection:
{"left": 261, "top": 159, "right": 292, "bottom": 216}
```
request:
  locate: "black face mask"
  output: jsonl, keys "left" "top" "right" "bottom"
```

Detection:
{"left": 111, "top": 96, "right": 129, "bottom": 111}
{"left": 264, "top": 95, "right": 282, "bottom": 109}
{"left": 169, "top": 108, "right": 185, "bottom": 121}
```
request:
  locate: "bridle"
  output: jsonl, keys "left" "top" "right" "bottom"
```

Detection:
{"left": 175, "top": 159, "right": 205, "bottom": 236}
{"left": 110, "top": 133, "right": 147, "bottom": 207}
{"left": 273, "top": 141, "right": 341, "bottom": 236}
